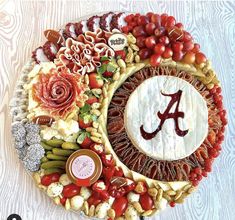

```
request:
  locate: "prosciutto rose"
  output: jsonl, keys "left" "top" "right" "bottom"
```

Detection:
{"left": 32, "top": 68, "right": 86, "bottom": 117}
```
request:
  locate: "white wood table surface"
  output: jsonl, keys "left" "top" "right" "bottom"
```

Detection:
{"left": 0, "top": 0, "right": 235, "bottom": 220}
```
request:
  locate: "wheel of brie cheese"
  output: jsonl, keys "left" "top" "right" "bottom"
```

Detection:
{"left": 10, "top": 11, "right": 227, "bottom": 220}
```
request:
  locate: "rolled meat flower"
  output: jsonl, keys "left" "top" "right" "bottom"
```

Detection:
{"left": 32, "top": 68, "right": 87, "bottom": 118}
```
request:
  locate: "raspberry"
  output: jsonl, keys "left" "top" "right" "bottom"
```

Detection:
{"left": 170, "top": 201, "right": 176, "bottom": 207}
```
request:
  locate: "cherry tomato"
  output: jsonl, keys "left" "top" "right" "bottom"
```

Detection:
{"left": 86, "top": 96, "right": 98, "bottom": 105}
{"left": 80, "top": 136, "right": 93, "bottom": 148}
{"left": 103, "top": 71, "right": 113, "bottom": 77}
{"left": 87, "top": 192, "right": 102, "bottom": 206}
{"left": 162, "top": 47, "right": 173, "bottom": 59}
{"left": 195, "top": 52, "right": 207, "bottom": 64}
{"left": 41, "top": 173, "right": 60, "bottom": 186}
{"left": 89, "top": 73, "right": 104, "bottom": 89}
{"left": 145, "top": 36, "right": 157, "bottom": 49}
{"left": 62, "top": 184, "right": 80, "bottom": 198}
{"left": 150, "top": 54, "right": 162, "bottom": 67}
{"left": 153, "top": 43, "right": 165, "bottom": 55}
{"left": 112, "top": 197, "right": 128, "bottom": 217}
{"left": 78, "top": 116, "right": 92, "bottom": 129}
{"left": 139, "top": 193, "right": 154, "bottom": 211}
{"left": 145, "top": 22, "right": 156, "bottom": 35}
{"left": 138, "top": 48, "right": 152, "bottom": 60}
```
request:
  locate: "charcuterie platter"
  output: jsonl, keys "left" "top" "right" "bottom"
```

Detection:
{"left": 10, "top": 11, "right": 227, "bottom": 220}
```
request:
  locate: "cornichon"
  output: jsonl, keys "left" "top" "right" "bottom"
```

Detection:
{"left": 47, "top": 153, "right": 68, "bottom": 161}
{"left": 52, "top": 148, "right": 74, "bottom": 156}
{"left": 44, "top": 168, "right": 65, "bottom": 175}
{"left": 41, "top": 141, "right": 53, "bottom": 150}
{"left": 41, "top": 161, "right": 66, "bottom": 169}
{"left": 46, "top": 151, "right": 52, "bottom": 155}
{"left": 40, "top": 156, "right": 49, "bottom": 163}
{"left": 62, "top": 142, "right": 80, "bottom": 150}
{"left": 45, "top": 139, "right": 64, "bottom": 147}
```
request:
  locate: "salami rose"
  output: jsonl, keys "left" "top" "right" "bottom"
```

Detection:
{"left": 32, "top": 68, "right": 86, "bottom": 117}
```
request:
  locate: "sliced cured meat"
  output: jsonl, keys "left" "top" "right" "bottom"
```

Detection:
{"left": 107, "top": 66, "right": 223, "bottom": 181}
{"left": 87, "top": 15, "right": 100, "bottom": 32}
{"left": 32, "top": 47, "right": 50, "bottom": 63}
{"left": 42, "top": 41, "right": 58, "bottom": 61}
{"left": 100, "top": 12, "right": 114, "bottom": 31}
{"left": 110, "top": 12, "right": 127, "bottom": 31}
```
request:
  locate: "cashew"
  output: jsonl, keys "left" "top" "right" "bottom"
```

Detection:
{"left": 124, "top": 205, "right": 138, "bottom": 220}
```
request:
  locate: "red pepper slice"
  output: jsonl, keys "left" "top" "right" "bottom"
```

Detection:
{"left": 101, "top": 154, "right": 115, "bottom": 167}
{"left": 108, "top": 185, "right": 126, "bottom": 198}
{"left": 103, "top": 166, "right": 115, "bottom": 182}
{"left": 87, "top": 192, "right": 102, "bottom": 206}
{"left": 114, "top": 166, "right": 124, "bottom": 177}
{"left": 90, "top": 143, "right": 104, "bottom": 155}
{"left": 92, "top": 180, "right": 107, "bottom": 193}
{"left": 124, "top": 178, "right": 136, "bottom": 192}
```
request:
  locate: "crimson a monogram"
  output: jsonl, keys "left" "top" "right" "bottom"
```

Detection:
{"left": 140, "top": 90, "right": 189, "bottom": 140}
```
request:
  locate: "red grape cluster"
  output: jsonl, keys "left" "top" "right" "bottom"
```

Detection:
{"left": 122, "top": 12, "right": 207, "bottom": 67}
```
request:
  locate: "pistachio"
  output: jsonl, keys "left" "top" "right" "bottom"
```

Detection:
{"left": 91, "top": 102, "right": 101, "bottom": 109}
{"left": 135, "top": 55, "right": 140, "bottom": 63}
{"left": 130, "top": 43, "right": 139, "bottom": 51}
{"left": 86, "top": 127, "right": 97, "bottom": 133}
{"left": 91, "top": 109, "right": 101, "bottom": 116}
{"left": 102, "top": 87, "right": 108, "bottom": 98}
{"left": 85, "top": 74, "right": 89, "bottom": 85}
{"left": 127, "top": 33, "right": 136, "bottom": 44}
{"left": 113, "top": 71, "right": 120, "bottom": 81}
{"left": 117, "top": 59, "right": 126, "bottom": 69}
{"left": 92, "top": 121, "right": 99, "bottom": 129}
{"left": 91, "top": 88, "right": 102, "bottom": 95}
{"left": 90, "top": 136, "right": 102, "bottom": 144}
{"left": 91, "top": 131, "right": 102, "bottom": 138}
